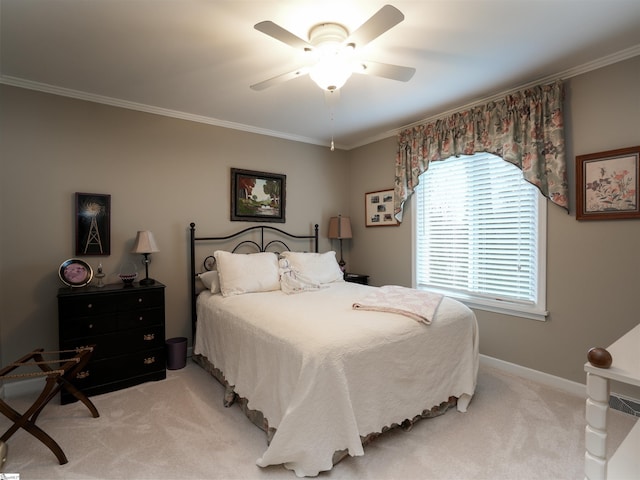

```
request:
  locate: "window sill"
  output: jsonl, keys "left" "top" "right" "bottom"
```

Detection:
{"left": 460, "top": 299, "right": 548, "bottom": 322}
{"left": 417, "top": 287, "right": 548, "bottom": 321}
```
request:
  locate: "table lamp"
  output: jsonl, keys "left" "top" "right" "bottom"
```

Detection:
{"left": 131, "top": 230, "right": 159, "bottom": 285}
{"left": 328, "top": 215, "right": 352, "bottom": 271}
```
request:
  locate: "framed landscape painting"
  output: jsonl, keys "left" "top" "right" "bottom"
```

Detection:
{"left": 230, "top": 168, "right": 286, "bottom": 223}
{"left": 576, "top": 146, "right": 640, "bottom": 220}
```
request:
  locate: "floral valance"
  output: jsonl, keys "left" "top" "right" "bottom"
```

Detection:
{"left": 394, "top": 80, "right": 568, "bottom": 221}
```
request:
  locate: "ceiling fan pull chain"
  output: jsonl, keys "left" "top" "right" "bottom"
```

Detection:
{"left": 330, "top": 107, "right": 336, "bottom": 152}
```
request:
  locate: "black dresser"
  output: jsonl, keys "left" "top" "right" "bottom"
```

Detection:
{"left": 57, "top": 282, "right": 166, "bottom": 404}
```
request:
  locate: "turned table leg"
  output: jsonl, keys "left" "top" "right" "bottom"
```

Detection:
{"left": 585, "top": 372, "right": 609, "bottom": 480}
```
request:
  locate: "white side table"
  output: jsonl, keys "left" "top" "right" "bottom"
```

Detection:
{"left": 584, "top": 323, "right": 640, "bottom": 480}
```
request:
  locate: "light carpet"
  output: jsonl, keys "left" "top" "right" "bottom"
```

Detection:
{"left": 0, "top": 361, "right": 635, "bottom": 480}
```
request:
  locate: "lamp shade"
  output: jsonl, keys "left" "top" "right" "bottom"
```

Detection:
{"left": 328, "top": 216, "right": 352, "bottom": 239}
{"left": 131, "top": 231, "right": 159, "bottom": 254}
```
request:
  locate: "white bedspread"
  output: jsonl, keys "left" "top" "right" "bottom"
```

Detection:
{"left": 194, "top": 282, "right": 479, "bottom": 477}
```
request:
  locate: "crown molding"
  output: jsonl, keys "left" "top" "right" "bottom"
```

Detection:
{"left": 350, "top": 44, "right": 640, "bottom": 149}
{"left": 2, "top": 44, "right": 638, "bottom": 151}
{"left": 0, "top": 75, "right": 330, "bottom": 148}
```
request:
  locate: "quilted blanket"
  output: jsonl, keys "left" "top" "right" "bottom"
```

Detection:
{"left": 194, "top": 282, "right": 478, "bottom": 477}
{"left": 352, "top": 285, "right": 443, "bottom": 324}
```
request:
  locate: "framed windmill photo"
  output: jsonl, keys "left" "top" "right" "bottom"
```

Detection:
{"left": 75, "top": 192, "right": 111, "bottom": 255}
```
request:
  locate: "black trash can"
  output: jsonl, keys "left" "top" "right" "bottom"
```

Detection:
{"left": 166, "top": 337, "right": 187, "bottom": 370}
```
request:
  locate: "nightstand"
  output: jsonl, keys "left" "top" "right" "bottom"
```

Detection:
{"left": 344, "top": 273, "right": 369, "bottom": 285}
{"left": 57, "top": 282, "right": 166, "bottom": 404}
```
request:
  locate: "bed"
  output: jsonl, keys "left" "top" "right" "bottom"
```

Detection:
{"left": 189, "top": 222, "right": 479, "bottom": 477}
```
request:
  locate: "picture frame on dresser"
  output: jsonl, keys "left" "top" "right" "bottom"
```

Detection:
{"left": 230, "top": 168, "right": 286, "bottom": 223}
{"left": 75, "top": 192, "right": 111, "bottom": 255}
{"left": 58, "top": 258, "right": 93, "bottom": 287}
{"left": 365, "top": 189, "right": 399, "bottom": 227}
{"left": 576, "top": 146, "right": 640, "bottom": 221}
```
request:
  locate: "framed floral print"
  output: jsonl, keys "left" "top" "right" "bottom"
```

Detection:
{"left": 576, "top": 146, "right": 640, "bottom": 220}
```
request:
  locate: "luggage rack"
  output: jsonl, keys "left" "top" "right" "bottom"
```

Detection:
{"left": 0, "top": 347, "right": 99, "bottom": 465}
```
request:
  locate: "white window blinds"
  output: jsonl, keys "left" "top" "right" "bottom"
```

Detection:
{"left": 415, "top": 153, "right": 547, "bottom": 320}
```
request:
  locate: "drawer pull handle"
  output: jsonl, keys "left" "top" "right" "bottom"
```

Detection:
{"left": 76, "top": 370, "right": 90, "bottom": 379}
{"left": 143, "top": 333, "right": 155, "bottom": 341}
{"left": 88, "top": 323, "right": 94, "bottom": 329}
{"left": 138, "top": 298, "right": 143, "bottom": 303}
{"left": 143, "top": 357, "right": 156, "bottom": 365}
{"left": 87, "top": 303, "right": 93, "bottom": 309}
{"left": 138, "top": 316, "right": 144, "bottom": 321}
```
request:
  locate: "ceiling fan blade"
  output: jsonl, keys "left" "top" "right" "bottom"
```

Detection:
{"left": 358, "top": 61, "right": 416, "bottom": 82}
{"left": 346, "top": 5, "right": 405, "bottom": 48}
{"left": 254, "top": 21, "right": 312, "bottom": 50}
{"left": 250, "top": 67, "right": 310, "bottom": 91}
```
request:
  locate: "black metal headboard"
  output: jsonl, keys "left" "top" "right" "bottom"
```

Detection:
{"left": 189, "top": 222, "right": 319, "bottom": 340}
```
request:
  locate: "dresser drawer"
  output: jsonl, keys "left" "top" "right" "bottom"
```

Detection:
{"left": 127, "top": 348, "right": 166, "bottom": 377}
{"left": 59, "top": 295, "right": 117, "bottom": 318}
{"left": 118, "top": 307, "right": 164, "bottom": 330}
{"left": 120, "top": 325, "right": 165, "bottom": 352}
{"left": 70, "top": 348, "right": 166, "bottom": 390}
{"left": 60, "top": 324, "right": 164, "bottom": 359}
{"left": 60, "top": 332, "right": 120, "bottom": 361}
{"left": 59, "top": 313, "right": 118, "bottom": 338}
{"left": 117, "top": 289, "right": 164, "bottom": 310}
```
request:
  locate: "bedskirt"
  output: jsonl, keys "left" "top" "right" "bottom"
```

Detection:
{"left": 192, "top": 353, "right": 459, "bottom": 469}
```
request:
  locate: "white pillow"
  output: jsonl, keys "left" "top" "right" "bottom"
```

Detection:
{"left": 214, "top": 250, "right": 280, "bottom": 297}
{"left": 279, "top": 251, "right": 344, "bottom": 284}
{"left": 198, "top": 270, "right": 220, "bottom": 294}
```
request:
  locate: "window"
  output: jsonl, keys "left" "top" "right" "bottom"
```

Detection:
{"left": 413, "top": 153, "right": 547, "bottom": 320}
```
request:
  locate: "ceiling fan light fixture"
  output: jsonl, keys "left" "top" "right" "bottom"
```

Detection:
{"left": 309, "top": 57, "right": 353, "bottom": 91}
{"left": 307, "top": 23, "right": 353, "bottom": 92}
{"left": 252, "top": 6, "right": 413, "bottom": 92}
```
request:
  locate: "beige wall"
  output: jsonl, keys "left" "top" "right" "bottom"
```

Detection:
{"left": 0, "top": 86, "right": 349, "bottom": 366}
{"left": 348, "top": 56, "right": 640, "bottom": 395}
{"left": 1, "top": 56, "right": 638, "bottom": 395}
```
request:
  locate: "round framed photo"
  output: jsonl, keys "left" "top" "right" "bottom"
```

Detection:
{"left": 203, "top": 255, "right": 216, "bottom": 271}
{"left": 59, "top": 258, "right": 93, "bottom": 287}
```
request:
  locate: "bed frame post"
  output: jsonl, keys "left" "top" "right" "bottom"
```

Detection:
{"left": 189, "top": 222, "right": 196, "bottom": 342}
{"left": 314, "top": 224, "right": 319, "bottom": 252}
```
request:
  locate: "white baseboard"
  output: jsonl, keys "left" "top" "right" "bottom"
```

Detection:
{"left": 481, "top": 354, "right": 640, "bottom": 413}
{"left": 2, "top": 377, "right": 45, "bottom": 399}
{"left": 480, "top": 354, "right": 586, "bottom": 397}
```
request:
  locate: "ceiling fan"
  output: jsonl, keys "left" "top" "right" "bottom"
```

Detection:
{"left": 250, "top": 4, "right": 416, "bottom": 92}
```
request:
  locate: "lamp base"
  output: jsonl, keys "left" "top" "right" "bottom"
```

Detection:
{"left": 139, "top": 277, "right": 156, "bottom": 286}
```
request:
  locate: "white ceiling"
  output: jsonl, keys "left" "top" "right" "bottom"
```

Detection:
{"left": 2, "top": 0, "right": 640, "bottom": 149}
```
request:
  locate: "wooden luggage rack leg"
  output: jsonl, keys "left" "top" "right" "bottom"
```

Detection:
{"left": 0, "top": 347, "right": 99, "bottom": 465}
